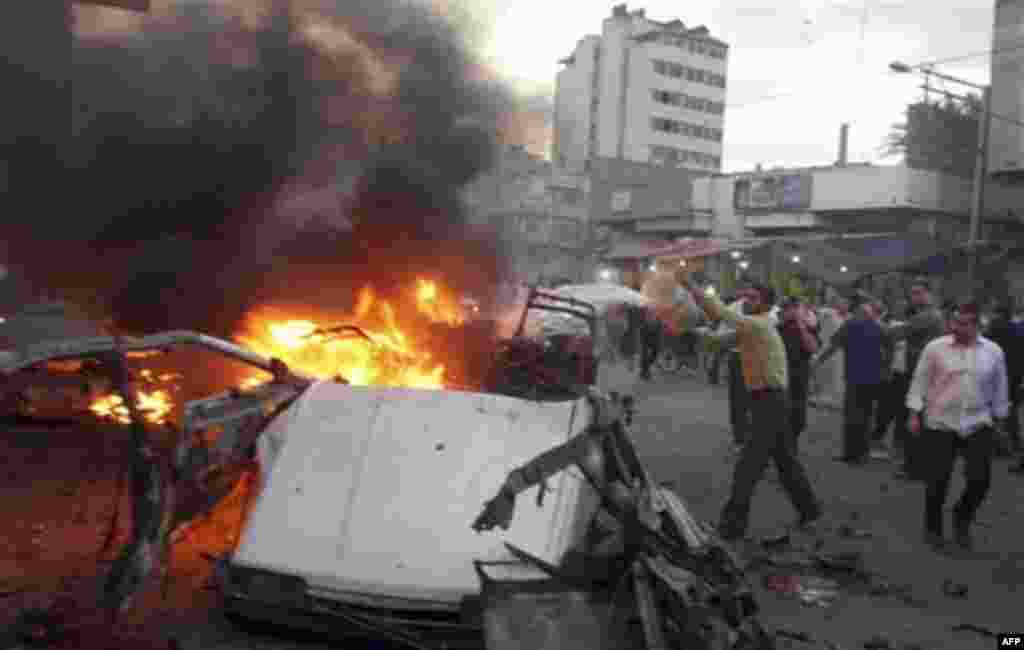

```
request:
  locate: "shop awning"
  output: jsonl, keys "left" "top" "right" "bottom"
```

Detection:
{"left": 654, "top": 238, "right": 766, "bottom": 260}
{"left": 603, "top": 237, "right": 764, "bottom": 261}
{"left": 602, "top": 238, "right": 678, "bottom": 261}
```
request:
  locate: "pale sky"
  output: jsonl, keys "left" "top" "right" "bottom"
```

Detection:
{"left": 470, "top": 0, "right": 1000, "bottom": 172}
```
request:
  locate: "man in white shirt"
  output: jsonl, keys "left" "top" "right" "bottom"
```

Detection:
{"left": 906, "top": 301, "right": 1010, "bottom": 551}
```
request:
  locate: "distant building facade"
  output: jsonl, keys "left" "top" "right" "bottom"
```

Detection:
{"left": 465, "top": 145, "right": 591, "bottom": 284}
{"left": 553, "top": 4, "right": 728, "bottom": 175}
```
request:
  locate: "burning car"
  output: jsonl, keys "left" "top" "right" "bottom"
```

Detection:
{"left": 0, "top": 282, "right": 769, "bottom": 650}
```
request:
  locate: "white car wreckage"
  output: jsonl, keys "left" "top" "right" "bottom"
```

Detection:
{"left": 0, "top": 290, "right": 773, "bottom": 650}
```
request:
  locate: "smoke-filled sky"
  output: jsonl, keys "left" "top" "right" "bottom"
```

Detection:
{"left": 476, "top": 0, "right": 999, "bottom": 171}
{"left": 73, "top": 0, "right": 1002, "bottom": 172}
{"left": 0, "top": 0, "right": 516, "bottom": 335}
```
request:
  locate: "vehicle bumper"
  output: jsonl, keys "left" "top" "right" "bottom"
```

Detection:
{"left": 223, "top": 567, "right": 484, "bottom": 649}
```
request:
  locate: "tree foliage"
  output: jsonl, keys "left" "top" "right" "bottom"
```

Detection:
{"left": 884, "top": 92, "right": 984, "bottom": 178}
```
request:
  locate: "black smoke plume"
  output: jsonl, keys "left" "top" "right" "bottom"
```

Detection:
{"left": 0, "top": 0, "right": 511, "bottom": 337}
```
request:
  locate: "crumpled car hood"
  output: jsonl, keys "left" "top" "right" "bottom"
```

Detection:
{"left": 236, "top": 382, "right": 597, "bottom": 606}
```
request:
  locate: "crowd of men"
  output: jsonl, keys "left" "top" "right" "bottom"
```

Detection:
{"left": 672, "top": 278, "right": 1023, "bottom": 552}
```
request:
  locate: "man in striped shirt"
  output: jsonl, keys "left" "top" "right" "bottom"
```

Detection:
{"left": 906, "top": 301, "right": 1010, "bottom": 551}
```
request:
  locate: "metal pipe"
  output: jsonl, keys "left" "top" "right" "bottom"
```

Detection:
{"left": 0, "top": 330, "right": 311, "bottom": 381}
{"left": 837, "top": 123, "right": 849, "bottom": 166}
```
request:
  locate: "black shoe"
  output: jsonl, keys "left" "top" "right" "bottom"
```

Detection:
{"left": 834, "top": 455, "right": 868, "bottom": 465}
{"left": 717, "top": 525, "right": 745, "bottom": 542}
{"left": 954, "top": 522, "right": 974, "bottom": 550}
{"left": 924, "top": 532, "right": 945, "bottom": 551}
{"left": 894, "top": 467, "right": 923, "bottom": 481}
{"left": 1010, "top": 462, "right": 1024, "bottom": 474}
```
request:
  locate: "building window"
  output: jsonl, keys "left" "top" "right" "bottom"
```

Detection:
{"left": 652, "top": 59, "right": 725, "bottom": 88}
{"left": 650, "top": 145, "right": 723, "bottom": 170}
{"left": 647, "top": 119, "right": 720, "bottom": 143}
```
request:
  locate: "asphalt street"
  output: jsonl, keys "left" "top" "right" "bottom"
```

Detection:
{"left": 632, "top": 372, "right": 1024, "bottom": 650}
{"left": 3, "top": 373, "right": 1022, "bottom": 649}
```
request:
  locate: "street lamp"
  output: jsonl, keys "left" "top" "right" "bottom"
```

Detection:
{"left": 890, "top": 59, "right": 992, "bottom": 296}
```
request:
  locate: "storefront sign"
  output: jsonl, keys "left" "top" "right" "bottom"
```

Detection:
{"left": 734, "top": 174, "right": 813, "bottom": 211}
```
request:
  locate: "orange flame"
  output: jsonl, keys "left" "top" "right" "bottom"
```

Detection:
{"left": 236, "top": 278, "right": 466, "bottom": 389}
{"left": 89, "top": 368, "right": 182, "bottom": 425}
{"left": 88, "top": 279, "right": 465, "bottom": 423}
{"left": 90, "top": 389, "right": 174, "bottom": 425}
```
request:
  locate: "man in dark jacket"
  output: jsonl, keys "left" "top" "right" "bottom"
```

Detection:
{"left": 778, "top": 297, "right": 820, "bottom": 448}
{"left": 885, "top": 280, "right": 946, "bottom": 479}
{"left": 986, "top": 305, "right": 1024, "bottom": 461}
{"left": 814, "top": 301, "right": 892, "bottom": 464}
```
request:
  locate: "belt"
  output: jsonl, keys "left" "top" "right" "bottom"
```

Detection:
{"left": 749, "top": 387, "right": 784, "bottom": 399}
{"left": 933, "top": 422, "right": 991, "bottom": 436}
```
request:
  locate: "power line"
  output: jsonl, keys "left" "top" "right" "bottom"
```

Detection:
{"left": 922, "top": 86, "right": 1024, "bottom": 131}
{"left": 727, "top": 68, "right": 903, "bottom": 110}
{"left": 905, "top": 37, "right": 1024, "bottom": 69}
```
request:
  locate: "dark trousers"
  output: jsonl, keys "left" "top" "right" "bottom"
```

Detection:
{"left": 640, "top": 321, "right": 662, "bottom": 378}
{"left": 719, "top": 388, "right": 821, "bottom": 537}
{"left": 1007, "top": 378, "right": 1022, "bottom": 451}
{"left": 920, "top": 427, "right": 995, "bottom": 536}
{"left": 843, "top": 383, "right": 881, "bottom": 460}
{"left": 707, "top": 349, "right": 722, "bottom": 384}
{"left": 789, "top": 373, "right": 810, "bottom": 443}
{"left": 727, "top": 351, "right": 751, "bottom": 445}
{"left": 873, "top": 372, "right": 911, "bottom": 447}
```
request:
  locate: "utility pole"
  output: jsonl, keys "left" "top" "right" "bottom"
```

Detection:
{"left": 890, "top": 61, "right": 991, "bottom": 298}
{"left": 967, "top": 85, "right": 993, "bottom": 297}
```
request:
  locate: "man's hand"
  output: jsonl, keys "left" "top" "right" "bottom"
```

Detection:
{"left": 993, "top": 419, "right": 1012, "bottom": 452}
{"left": 471, "top": 491, "right": 516, "bottom": 533}
{"left": 907, "top": 413, "right": 921, "bottom": 436}
{"left": 680, "top": 280, "right": 702, "bottom": 303}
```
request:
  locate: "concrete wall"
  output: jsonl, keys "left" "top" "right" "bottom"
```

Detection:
{"left": 691, "top": 175, "right": 742, "bottom": 237}
{"left": 465, "top": 146, "right": 591, "bottom": 282}
{"left": 553, "top": 36, "right": 599, "bottom": 171}
{"left": 809, "top": 166, "right": 909, "bottom": 211}
{"left": 990, "top": 0, "right": 1024, "bottom": 175}
{"left": 589, "top": 156, "right": 699, "bottom": 226}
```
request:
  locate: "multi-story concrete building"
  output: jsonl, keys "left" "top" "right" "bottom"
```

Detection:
{"left": 553, "top": 4, "right": 728, "bottom": 175}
